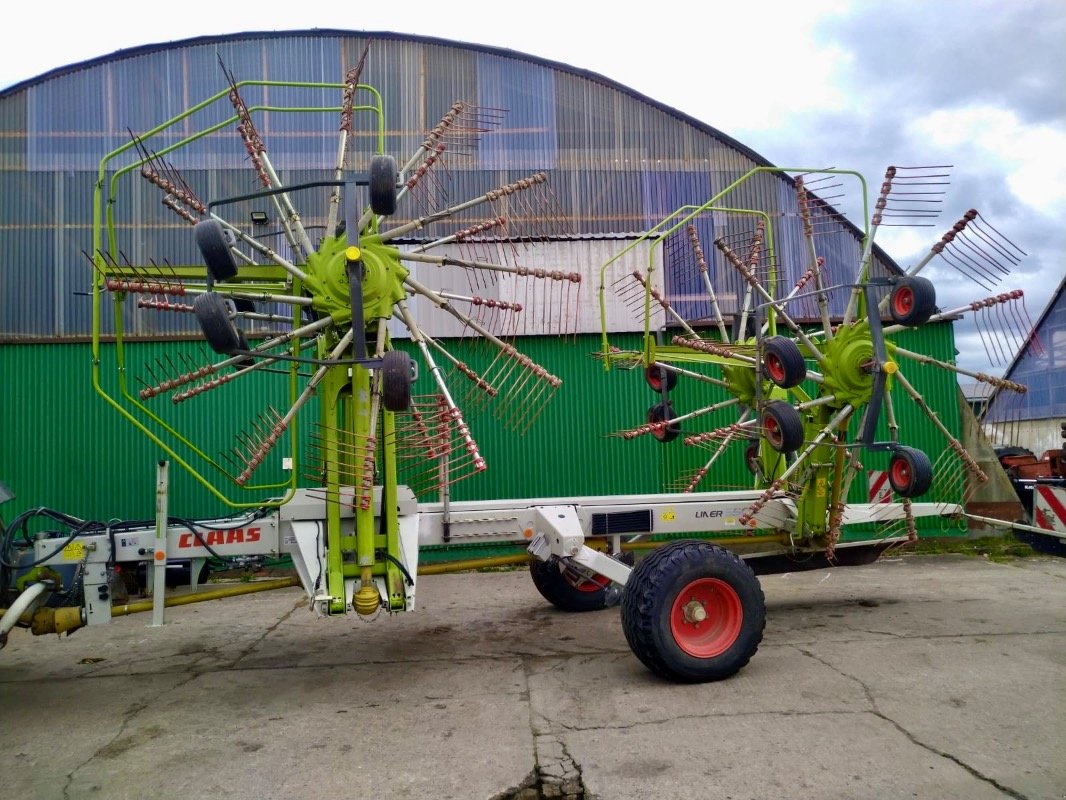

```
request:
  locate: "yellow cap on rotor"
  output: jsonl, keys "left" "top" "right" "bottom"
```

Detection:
{"left": 882, "top": 360, "right": 899, "bottom": 375}
{"left": 345, "top": 246, "right": 361, "bottom": 261}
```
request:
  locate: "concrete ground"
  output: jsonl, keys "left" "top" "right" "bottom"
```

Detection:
{"left": 1, "top": 553, "right": 1063, "bottom": 800}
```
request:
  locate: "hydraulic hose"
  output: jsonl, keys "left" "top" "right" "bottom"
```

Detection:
{"left": 0, "top": 581, "right": 52, "bottom": 647}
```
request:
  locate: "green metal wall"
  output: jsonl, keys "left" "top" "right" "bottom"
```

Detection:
{"left": 0, "top": 324, "right": 963, "bottom": 534}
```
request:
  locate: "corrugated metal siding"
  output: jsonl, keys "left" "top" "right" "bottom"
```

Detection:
{"left": 0, "top": 334, "right": 661, "bottom": 520}
{"left": 2, "top": 31, "right": 903, "bottom": 339}
{"left": 1, "top": 325, "right": 963, "bottom": 530}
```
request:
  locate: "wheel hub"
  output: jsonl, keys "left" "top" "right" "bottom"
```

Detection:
{"left": 669, "top": 577, "right": 743, "bottom": 658}
{"left": 682, "top": 599, "right": 708, "bottom": 623}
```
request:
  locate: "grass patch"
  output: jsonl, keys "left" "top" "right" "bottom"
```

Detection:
{"left": 907, "top": 535, "right": 1037, "bottom": 562}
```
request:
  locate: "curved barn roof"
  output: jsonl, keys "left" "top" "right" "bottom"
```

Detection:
{"left": 0, "top": 29, "right": 902, "bottom": 339}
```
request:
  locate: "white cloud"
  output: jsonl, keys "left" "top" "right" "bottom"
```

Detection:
{"left": 908, "top": 106, "right": 1066, "bottom": 212}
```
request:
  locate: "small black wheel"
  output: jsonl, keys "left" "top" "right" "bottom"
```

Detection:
{"left": 761, "top": 400, "right": 804, "bottom": 453}
{"left": 647, "top": 402, "right": 681, "bottom": 443}
{"left": 193, "top": 292, "right": 240, "bottom": 354}
{"left": 369, "top": 155, "right": 398, "bottom": 217}
{"left": 530, "top": 552, "right": 633, "bottom": 612}
{"left": 644, "top": 364, "right": 678, "bottom": 392}
{"left": 621, "top": 540, "right": 765, "bottom": 682}
{"left": 887, "top": 446, "right": 933, "bottom": 497}
{"left": 762, "top": 336, "right": 806, "bottom": 388}
{"left": 194, "top": 218, "right": 238, "bottom": 282}
{"left": 888, "top": 276, "right": 936, "bottom": 326}
{"left": 381, "top": 349, "right": 413, "bottom": 412}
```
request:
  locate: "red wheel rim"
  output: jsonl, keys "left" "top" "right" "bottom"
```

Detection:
{"left": 563, "top": 567, "right": 609, "bottom": 594}
{"left": 766, "top": 352, "right": 785, "bottom": 383}
{"left": 670, "top": 578, "right": 743, "bottom": 658}
{"left": 893, "top": 286, "right": 914, "bottom": 317}
{"left": 645, "top": 366, "right": 662, "bottom": 392}
{"left": 764, "top": 414, "right": 781, "bottom": 447}
{"left": 890, "top": 456, "right": 911, "bottom": 490}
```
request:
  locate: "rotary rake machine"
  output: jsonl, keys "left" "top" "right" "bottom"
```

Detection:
{"left": 1, "top": 56, "right": 1038, "bottom": 682}
{"left": 59, "top": 61, "right": 586, "bottom": 626}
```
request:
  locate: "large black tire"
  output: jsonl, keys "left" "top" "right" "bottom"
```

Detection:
{"left": 194, "top": 218, "right": 238, "bottom": 282}
{"left": 381, "top": 349, "right": 413, "bottom": 412}
{"left": 369, "top": 155, "right": 398, "bottom": 216}
{"left": 644, "top": 364, "right": 678, "bottom": 392}
{"left": 761, "top": 400, "right": 804, "bottom": 453}
{"left": 888, "top": 275, "right": 936, "bottom": 327}
{"left": 193, "top": 292, "right": 240, "bottom": 354}
{"left": 647, "top": 402, "right": 681, "bottom": 443}
{"left": 530, "top": 553, "right": 632, "bottom": 612}
{"left": 762, "top": 336, "right": 806, "bottom": 388}
{"left": 621, "top": 541, "right": 765, "bottom": 682}
{"left": 888, "top": 446, "right": 933, "bottom": 497}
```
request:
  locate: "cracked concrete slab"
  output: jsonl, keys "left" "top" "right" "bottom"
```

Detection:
{"left": 1, "top": 555, "right": 1063, "bottom": 799}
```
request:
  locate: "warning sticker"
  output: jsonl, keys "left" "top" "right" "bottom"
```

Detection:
{"left": 62, "top": 542, "right": 86, "bottom": 561}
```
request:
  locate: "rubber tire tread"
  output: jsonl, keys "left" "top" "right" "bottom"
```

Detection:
{"left": 369, "top": 155, "right": 398, "bottom": 216}
{"left": 648, "top": 401, "right": 681, "bottom": 443}
{"left": 194, "top": 219, "right": 238, "bottom": 282}
{"left": 621, "top": 541, "right": 765, "bottom": 683}
{"left": 529, "top": 557, "right": 611, "bottom": 612}
{"left": 763, "top": 400, "right": 804, "bottom": 453}
{"left": 888, "top": 446, "right": 933, "bottom": 497}
{"left": 644, "top": 365, "right": 678, "bottom": 392}
{"left": 889, "top": 275, "right": 936, "bottom": 327}
{"left": 194, "top": 292, "right": 240, "bottom": 354}
{"left": 763, "top": 336, "right": 807, "bottom": 388}
{"left": 381, "top": 349, "right": 413, "bottom": 412}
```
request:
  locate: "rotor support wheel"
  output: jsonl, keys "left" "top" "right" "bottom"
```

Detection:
{"left": 647, "top": 401, "right": 681, "bottom": 443}
{"left": 888, "top": 275, "right": 936, "bottom": 326}
{"left": 763, "top": 336, "right": 806, "bottom": 388}
{"left": 888, "top": 446, "right": 933, "bottom": 497}
{"left": 761, "top": 400, "right": 804, "bottom": 453}
{"left": 380, "top": 349, "right": 414, "bottom": 412}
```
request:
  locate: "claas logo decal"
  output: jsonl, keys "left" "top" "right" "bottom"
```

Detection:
{"left": 177, "top": 527, "right": 261, "bottom": 548}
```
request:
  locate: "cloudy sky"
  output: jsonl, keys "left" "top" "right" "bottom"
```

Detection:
{"left": 2, "top": 0, "right": 1063, "bottom": 379}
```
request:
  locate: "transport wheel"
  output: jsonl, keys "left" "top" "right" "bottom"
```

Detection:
{"left": 647, "top": 402, "right": 681, "bottom": 443}
{"left": 762, "top": 336, "right": 806, "bottom": 388}
{"left": 193, "top": 292, "right": 240, "bottom": 354}
{"left": 888, "top": 275, "right": 936, "bottom": 327}
{"left": 194, "top": 218, "right": 239, "bottom": 282}
{"left": 621, "top": 541, "right": 765, "bottom": 682}
{"left": 761, "top": 400, "right": 804, "bottom": 453}
{"left": 369, "top": 154, "right": 398, "bottom": 216}
{"left": 644, "top": 364, "right": 678, "bottom": 392}
{"left": 887, "top": 446, "right": 933, "bottom": 497}
{"left": 530, "top": 553, "right": 632, "bottom": 612}
{"left": 381, "top": 350, "right": 413, "bottom": 411}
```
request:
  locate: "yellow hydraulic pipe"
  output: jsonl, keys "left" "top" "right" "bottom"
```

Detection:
{"left": 111, "top": 577, "right": 299, "bottom": 617}
{"left": 415, "top": 534, "right": 792, "bottom": 576}
{"left": 418, "top": 554, "right": 531, "bottom": 575}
